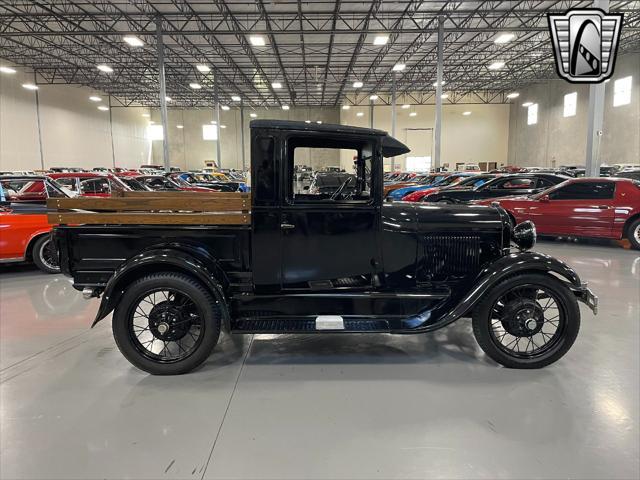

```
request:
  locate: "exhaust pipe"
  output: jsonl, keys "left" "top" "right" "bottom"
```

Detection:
{"left": 82, "top": 288, "right": 99, "bottom": 300}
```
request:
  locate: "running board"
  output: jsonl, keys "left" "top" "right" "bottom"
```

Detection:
{"left": 231, "top": 316, "right": 392, "bottom": 333}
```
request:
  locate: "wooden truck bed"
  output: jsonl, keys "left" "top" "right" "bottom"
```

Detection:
{"left": 47, "top": 191, "right": 251, "bottom": 225}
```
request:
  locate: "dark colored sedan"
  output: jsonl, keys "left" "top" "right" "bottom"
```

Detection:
{"left": 421, "top": 173, "right": 569, "bottom": 203}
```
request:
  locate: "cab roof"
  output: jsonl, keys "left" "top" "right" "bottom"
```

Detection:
{"left": 250, "top": 119, "right": 410, "bottom": 157}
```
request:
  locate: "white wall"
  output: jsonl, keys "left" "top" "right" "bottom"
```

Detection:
{"left": 340, "top": 101, "right": 510, "bottom": 171}
{"left": 0, "top": 69, "right": 150, "bottom": 171}
{"left": 507, "top": 52, "right": 640, "bottom": 168}
{"left": 148, "top": 106, "right": 341, "bottom": 171}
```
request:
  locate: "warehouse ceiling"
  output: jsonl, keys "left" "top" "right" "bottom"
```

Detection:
{"left": 1, "top": 1, "right": 639, "bottom": 108}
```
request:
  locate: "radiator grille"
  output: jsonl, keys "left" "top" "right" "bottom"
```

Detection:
{"left": 420, "top": 234, "right": 481, "bottom": 280}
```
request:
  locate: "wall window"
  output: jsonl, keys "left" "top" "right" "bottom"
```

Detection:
{"left": 202, "top": 124, "right": 218, "bottom": 141}
{"left": 613, "top": 76, "right": 632, "bottom": 107}
{"left": 563, "top": 92, "right": 577, "bottom": 117}
{"left": 146, "top": 124, "right": 163, "bottom": 140}
{"left": 527, "top": 103, "right": 538, "bottom": 125}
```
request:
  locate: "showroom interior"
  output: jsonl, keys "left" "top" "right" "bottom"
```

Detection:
{"left": 0, "top": 1, "right": 639, "bottom": 479}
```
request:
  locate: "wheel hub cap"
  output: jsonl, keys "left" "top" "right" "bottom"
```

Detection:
{"left": 148, "top": 301, "right": 190, "bottom": 341}
{"left": 501, "top": 300, "right": 544, "bottom": 337}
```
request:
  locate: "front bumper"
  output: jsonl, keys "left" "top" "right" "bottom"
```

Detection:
{"left": 572, "top": 282, "right": 598, "bottom": 315}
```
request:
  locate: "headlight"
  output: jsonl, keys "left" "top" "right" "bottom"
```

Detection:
{"left": 512, "top": 220, "right": 536, "bottom": 250}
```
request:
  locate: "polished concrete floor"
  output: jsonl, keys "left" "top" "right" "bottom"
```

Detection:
{"left": 1, "top": 241, "right": 638, "bottom": 480}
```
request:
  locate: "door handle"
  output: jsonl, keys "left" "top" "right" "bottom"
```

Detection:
{"left": 596, "top": 205, "right": 610, "bottom": 210}
{"left": 281, "top": 223, "right": 295, "bottom": 230}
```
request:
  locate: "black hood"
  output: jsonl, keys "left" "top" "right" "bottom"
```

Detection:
{"left": 382, "top": 202, "right": 504, "bottom": 234}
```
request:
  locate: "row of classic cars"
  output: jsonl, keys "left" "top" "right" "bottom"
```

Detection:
{"left": 382, "top": 170, "right": 640, "bottom": 249}
{"left": 0, "top": 168, "right": 250, "bottom": 273}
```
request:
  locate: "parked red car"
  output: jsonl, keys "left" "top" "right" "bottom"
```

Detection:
{"left": 47, "top": 172, "right": 131, "bottom": 197}
{"left": 0, "top": 176, "right": 68, "bottom": 273}
{"left": 476, "top": 178, "right": 640, "bottom": 249}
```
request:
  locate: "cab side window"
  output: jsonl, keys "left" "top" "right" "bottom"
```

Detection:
{"left": 549, "top": 182, "right": 615, "bottom": 200}
{"left": 288, "top": 136, "right": 373, "bottom": 203}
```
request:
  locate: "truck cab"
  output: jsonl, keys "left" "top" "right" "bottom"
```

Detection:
{"left": 53, "top": 120, "right": 596, "bottom": 375}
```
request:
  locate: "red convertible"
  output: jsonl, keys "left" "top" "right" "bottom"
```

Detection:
{"left": 0, "top": 176, "right": 68, "bottom": 273}
{"left": 47, "top": 172, "right": 131, "bottom": 197}
{"left": 476, "top": 178, "right": 640, "bottom": 250}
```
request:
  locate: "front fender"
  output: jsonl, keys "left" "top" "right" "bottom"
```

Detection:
{"left": 402, "top": 250, "right": 587, "bottom": 332}
{"left": 91, "top": 247, "right": 229, "bottom": 328}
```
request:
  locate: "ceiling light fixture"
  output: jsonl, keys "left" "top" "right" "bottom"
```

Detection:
{"left": 432, "top": 80, "right": 446, "bottom": 87}
{"left": 370, "top": 94, "right": 378, "bottom": 100}
{"left": 272, "top": 82, "right": 282, "bottom": 89}
{"left": 441, "top": 93, "right": 449, "bottom": 99}
{"left": 142, "top": 113, "right": 150, "bottom": 118}
{"left": 250, "top": 113, "right": 257, "bottom": 118}
{"left": 356, "top": 112, "right": 364, "bottom": 117}
{"left": 189, "top": 82, "right": 202, "bottom": 89}
{"left": 249, "top": 35, "right": 266, "bottom": 46}
{"left": 196, "top": 64, "right": 211, "bottom": 73}
{"left": 316, "top": 120, "right": 322, "bottom": 124}
{"left": 392, "top": 63, "right": 406, "bottom": 72}
{"left": 401, "top": 104, "right": 410, "bottom": 109}
{"left": 506, "top": 92, "right": 520, "bottom": 99}
{"left": 220, "top": 125, "right": 227, "bottom": 129}
{"left": 305, "top": 120, "right": 311, "bottom": 123}
{"left": 97, "top": 64, "right": 113, "bottom": 73}
{"left": 488, "top": 61, "right": 506, "bottom": 70}
{"left": 221, "top": 105, "right": 230, "bottom": 111}
{"left": 176, "top": 125, "right": 184, "bottom": 129}
{"left": 22, "top": 83, "right": 38, "bottom": 90}
{"left": 353, "top": 81, "right": 363, "bottom": 88}
{"left": 494, "top": 33, "right": 515, "bottom": 44}
{"left": 342, "top": 105, "right": 350, "bottom": 110}
{"left": 462, "top": 111, "right": 472, "bottom": 116}
{"left": 165, "top": 96, "right": 171, "bottom": 102}
{"left": 0, "top": 66, "right": 16, "bottom": 74}
{"left": 123, "top": 35, "right": 144, "bottom": 47}
{"left": 231, "top": 95, "right": 241, "bottom": 102}
{"left": 282, "top": 105, "right": 290, "bottom": 110}
{"left": 373, "top": 35, "right": 389, "bottom": 45}
{"left": 89, "top": 96, "right": 102, "bottom": 102}
{"left": 522, "top": 101, "right": 533, "bottom": 107}
{"left": 409, "top": 112, "right": 417, "bottom": 117}
{"left": 98, "top": 105, "right": 109, "bottom": 111}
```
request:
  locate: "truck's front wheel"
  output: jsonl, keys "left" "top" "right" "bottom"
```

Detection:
{"left": 112, "top": 273, "right": 222, "bottom": 375}
{"left": 472, "top": 273, "right": 580, "bottom": 369}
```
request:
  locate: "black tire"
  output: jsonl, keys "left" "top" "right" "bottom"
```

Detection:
{"left": 627, "top": 218, "right": 640, "bottom": 250}
{"left": 31, "top": 235, "right": 60, "bottom": 274}
{"left": 472, "top": 273, "right": 580, "bottom": 369}
{"left": 112, "top": 273, "right": 222, "bottom": 375}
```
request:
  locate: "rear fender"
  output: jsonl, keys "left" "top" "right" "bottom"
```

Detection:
{"left": 91, "top": 246, "right": 229, "bottom": 329}
{"left": 403, "top": 250, "right": 586, "bottom": 331}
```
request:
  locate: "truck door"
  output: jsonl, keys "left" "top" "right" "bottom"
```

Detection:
{"left": 280, "top": 134, "right": 380, "bottom": 291}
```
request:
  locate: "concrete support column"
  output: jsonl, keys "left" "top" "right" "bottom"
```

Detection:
{"left": 434, "top": 16, "right": 444, "bottom": 171}
{"left": 585, "top": 0, "right": 609, "bottom": 178}
{"left": 391, "top": 72, "right": 397, "bottom": 171}
{"left": 156, "top": 18, "right": 170, "bottom": 171}
{"left": 214, "top": 76, "right": 222, "bottom": 169}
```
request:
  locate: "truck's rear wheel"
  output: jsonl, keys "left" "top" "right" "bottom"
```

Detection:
{"left": 32, "top": 235, "right": 60, "bottom": 274}
{"left": 112, "top": 273, "right": 222, "bottom": 375}
{"left": 472, "top": 273, "right": 580, "bottom": 369}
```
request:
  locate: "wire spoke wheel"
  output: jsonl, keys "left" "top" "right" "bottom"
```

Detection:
{"left": 488, "top": 284, "right": 565, "bottom": 359}
{"left": 40, "top": 239, "right": 59, "bottom": 270}
{"left": 129, "top": 288, "right": 204, "bottom": 363}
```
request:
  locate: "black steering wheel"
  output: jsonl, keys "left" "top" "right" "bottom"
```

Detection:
{"left": 330, "top": 176, "right": 354, "bottom": 200}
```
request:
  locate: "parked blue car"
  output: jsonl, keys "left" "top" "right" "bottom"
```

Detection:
{"left": 387, "top": 173, "right": 477, "bottom": 201}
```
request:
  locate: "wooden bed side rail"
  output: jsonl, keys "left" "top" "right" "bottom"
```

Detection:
{"left": 47, "top": 212, "right": 250, "bottom": 225}
{"left": 47, "top": 195, "right": 250, "bottom": 212}
{"left": 46, "top": 192, "right": 252, "bottom": 225}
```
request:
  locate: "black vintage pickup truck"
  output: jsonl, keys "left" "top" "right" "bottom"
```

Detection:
{"left": 54, "top": 120, "right": 597, "bottom": 374}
